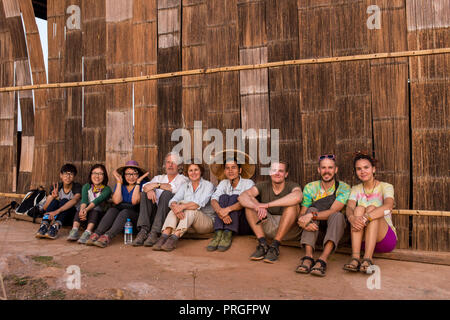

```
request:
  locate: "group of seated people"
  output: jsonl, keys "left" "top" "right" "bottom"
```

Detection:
{"left": 34, "top": 150, "right": 397, "bottom": 277}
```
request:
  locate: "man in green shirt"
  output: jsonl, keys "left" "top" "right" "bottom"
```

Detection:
{"left": 296, "top": 154, "right": 351, "bottom": 277}
{"left": 238, "top": 161, "right": 303, "bottom": 263}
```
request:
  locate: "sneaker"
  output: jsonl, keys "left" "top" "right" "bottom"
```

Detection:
{"left": 45, "top": 224, "right": 59, "bottom": 240}
{"left": 35, "top": 223, "right": 49, "bottom": 239}
{"left": 132, "top": 229, "right": 148, "bottom": 247}
{"left": 263, "top": 245, "right": 280, "bottom": 264}
{"left": 250, "top": 242, "right": 269, "bottom": 261}
{"left": 67, "top": 229, "right": 80, "bottom": 241}
{"left": 207, "top": 230, "right": 223, "bottom": 252}
{"left": 93, "top": 235, "right": 110, "bottom": 248}
{"left": 144, "top": 232, "right": 159, "bottom": 247}
{"left": 86, "top": 233, "right": 100, "bottom": 246}
{"left": 152, "top": 234, "right": 169, "bottom": 251}
{"left": 78, "top": 231, "right": 92, "bottom": 244}
{"left": 161, "top": 235, "right": 178, "bottom": 252}
{"left": 217, "top": 230, "right": 232, "bottom": 252}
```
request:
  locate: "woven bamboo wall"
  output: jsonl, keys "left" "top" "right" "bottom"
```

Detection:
{"left": 407, "top": 0, "right": 449, "bottom": 251}
{"left": 0, "top": 0, "right": 449, "bottom": 251}
{"left": 81, "top": 0, "right": 107, "bottom": 182}
{"left": 0, "top": 1, "right": 16, "bottom": 193}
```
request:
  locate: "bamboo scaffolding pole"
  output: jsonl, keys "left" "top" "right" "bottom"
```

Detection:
{"left": 0, "top": 48, "right": 449, "bottom": 93}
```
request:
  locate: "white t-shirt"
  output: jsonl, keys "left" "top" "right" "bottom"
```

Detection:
{"left": 142, "top": 174, "right": 189, "bottom": 204}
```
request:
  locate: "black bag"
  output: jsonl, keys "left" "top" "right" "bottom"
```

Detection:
{"left": 16, "top": 187, "right": 47, "bottom": 223}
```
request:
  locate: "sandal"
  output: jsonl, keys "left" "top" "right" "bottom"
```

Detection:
{"left": 310, "top": 259, "right": 327, "bottom": 277}
{"left": 343, "top": 258, "right": 361, "bottom": 272}
{"left": 360, "top": 258, "right": 374, "bottom": 274}
{"left": 295, "top": 256, "right": 315, "bottom": 274}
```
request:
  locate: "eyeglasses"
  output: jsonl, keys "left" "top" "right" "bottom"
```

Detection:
{"left": 125, "top": 173, "right": 139, "bottom": 177}
{"left": 62, "top": 172, "right": 75, "bottom": 177}
{"left": 319, "top": 154, "right": 336, "bottom": 162}
{"left": 92, "top": 172, "right": 104, "bottom": 176}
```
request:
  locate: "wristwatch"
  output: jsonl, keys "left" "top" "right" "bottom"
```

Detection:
{"left": 312, "top": 212, "right": 318, "bottom": 221}
{"left": 157, "top": 183, "right": 161, "bottom": 188}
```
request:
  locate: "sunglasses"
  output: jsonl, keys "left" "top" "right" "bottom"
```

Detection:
{"left": 319, "top": 154, "right": 336, "bottom": 162}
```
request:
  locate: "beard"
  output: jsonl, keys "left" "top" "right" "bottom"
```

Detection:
{"left": 321, "top": 174, "right": 335, "bottom": 183}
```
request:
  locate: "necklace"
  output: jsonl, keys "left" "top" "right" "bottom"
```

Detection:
{"left": 363, "top": 180, "right": 378, "bottom": 197}
{"left": 320, "top": 181, "right": 335, "bottom": 197}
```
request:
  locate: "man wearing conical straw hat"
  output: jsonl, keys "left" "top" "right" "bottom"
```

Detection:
{"left": 208, "top": 150, "right": 256, "bottom": 252}
{"left": 238, "top": 161, "right": 303, "bottom": 263}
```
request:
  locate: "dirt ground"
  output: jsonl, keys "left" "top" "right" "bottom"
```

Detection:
{"left": 0, "top": 215, "right": 449, "bottom": 300}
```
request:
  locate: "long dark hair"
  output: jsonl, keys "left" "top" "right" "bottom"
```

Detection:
{"left": 89, "top": 164, "right": 109, "bottom": 186}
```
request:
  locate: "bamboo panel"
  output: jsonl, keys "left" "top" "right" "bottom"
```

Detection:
{"left": 132, "top": 0, "right": 158, "bottom": 176}
{"left": 157, "top": 0, "right": 182, "bottom": 165}
{"left": 105, "top": 110, "right": 134, "bottom": 184}
{"left": 2, "top": 0, "right": 20, "bottom": 17}
{"left": 6, "top": 15, "right": 27, "bottom": 59}
{"left": 408, "top": 0, "right": 450, "bottom": 215}
{"left": 269, "top": 66, "right": 303, "bottom": 184}
{"left": 370, "top": 42, "right": 410, "bottom": 249}
{"left": 64, "top": 0, "right": 83, "bottom": 173}
{"left": 0, "top": 3, "right": 16, "bottom": 193}
{"left": 413, "top": 216, "right": 449, "bottom": 252}
{"left": 24, "top": 0, "right": 48, "bottom": 189}
{"left": 106, "top": 0, "right": 135, "bottom": 176}
{"left": 266, "top": 0, "right": 299, "bottom": 61}
{"left": 266, "top": 0, "right": 301, "bottom": 183}
{"left": 82, "top": 0, "right": 107, "bottom": 181}
{"left": 236, "top": 0, "right": 266, "bottom": 180}
{"left": 204, "top": 0, "right": 239, "bottom": 179}
{"left": 367, "top": 0, "right": 407, "bottom": 53}
{"left": 181, "top": 0, "right": 207, "bottom": 167}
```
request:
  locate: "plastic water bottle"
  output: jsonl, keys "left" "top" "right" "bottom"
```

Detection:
{"left": 124, "top": 219, "right": 133, "bottom": 245}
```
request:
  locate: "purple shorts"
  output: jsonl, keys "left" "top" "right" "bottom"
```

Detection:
{"left": 362, "top": 225, "right": 397, "bottom": 253}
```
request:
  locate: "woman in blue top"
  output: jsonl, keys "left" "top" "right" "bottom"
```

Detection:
{"left": 87, "top": 161, "right": 149, "bottom": 248}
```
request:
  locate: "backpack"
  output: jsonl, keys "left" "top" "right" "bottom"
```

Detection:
{"left": 16, "top": 187, "right": 47, "bottom": 223}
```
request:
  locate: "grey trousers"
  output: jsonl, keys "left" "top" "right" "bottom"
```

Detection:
{"left": 300, "top": 208, "right": 346, "bottom": 251}
{"left": 137, "top": 190, "right": 174, "bottom": 234}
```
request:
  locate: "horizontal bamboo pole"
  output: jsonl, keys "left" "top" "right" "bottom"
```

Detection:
{"left": 1, "top": 192, "right": 450, "bottom": 216}
{"left": 392, "top": 209, "right": 450, "bottom": 217}
{"left": 0, "top": 48, "right": 449, "bottom": 93}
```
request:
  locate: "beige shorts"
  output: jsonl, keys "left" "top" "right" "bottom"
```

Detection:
{"left": 261, "top": 211, "right": 302, "bottom": 241}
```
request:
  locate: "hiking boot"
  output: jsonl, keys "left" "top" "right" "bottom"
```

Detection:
{"left": 45, "top": 224, "right": 60, "bottom": 240}
{"left": 78, "top": 231, "right": 92, "bottom": 244}
{"left": 250, "top": 242, "right": 269, "bottom": 261}
{"left": 35, "top": 223, "right": 49, "bottom": 239}
{"left": 217, "top": 230, "right": 233, "bottom": 252}
{"left": 67, "top": 229, "right": 80, "bottom": 241}
{"left": 207, "top": 230, "right": 223, "bottom": 252}
{"left": 161, "top": 235, "right": 178, "bottom": 252}
{"left": 86, "top": 233, "right": 100, "bottom": 246}
{"left": 152, "top": 234, "right": 169, "bottom": 251}
{"left": 263, "top": 245, "right": 280, "bottom": 264}
{"left": 132, "top": 229, "right": 148, "bottom": 247}
{"left": 144, "top": 232, "right": 159, "bottom": 247}
{"left": 93, "top": 235, "right": 110, "bottom": 248}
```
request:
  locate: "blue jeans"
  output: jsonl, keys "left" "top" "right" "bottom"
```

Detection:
{"left": 44, "top": 199, "right": 77, "bottom": 226}
{"left": 214, "top": 195, "right": 252, "bottom": 235}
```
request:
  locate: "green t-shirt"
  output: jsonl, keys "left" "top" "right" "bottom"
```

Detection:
{"left": 255, "top": 181, "right": 301, "bottom": 215}
{"left": 301, "top": 180, "right": 351, "bottom": 208}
